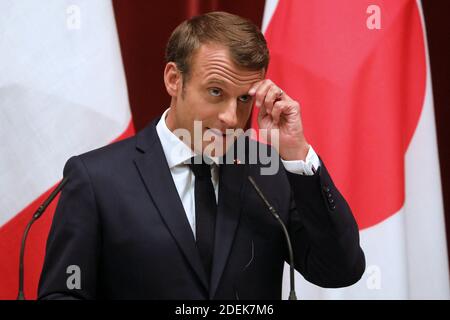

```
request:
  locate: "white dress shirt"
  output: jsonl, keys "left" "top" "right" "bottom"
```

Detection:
{"left": 156, "top": 108, "right": 321, "bottom": 239}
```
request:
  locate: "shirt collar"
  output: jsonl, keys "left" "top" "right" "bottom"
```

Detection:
{"left": 156, "top": 108, "right": 219, "bottom": 168}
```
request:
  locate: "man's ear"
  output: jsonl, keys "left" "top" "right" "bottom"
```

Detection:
{"left": 164, "top": 62, "right": 182, "bottom": 97}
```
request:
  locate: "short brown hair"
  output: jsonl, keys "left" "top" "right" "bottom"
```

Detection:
{"left": 165, "top": 11, "right": 270, "bottom": 81}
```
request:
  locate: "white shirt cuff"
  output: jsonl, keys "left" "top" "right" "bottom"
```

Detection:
{"left": 281, "top": 145, "right": 321, "bottom": 176}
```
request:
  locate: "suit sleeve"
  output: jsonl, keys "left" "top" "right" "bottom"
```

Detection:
{"left": 286, "top": 159, "right": 366, "bottom": 288}
{"left": 38, "top": 156, "right": 100, "bottom": 300}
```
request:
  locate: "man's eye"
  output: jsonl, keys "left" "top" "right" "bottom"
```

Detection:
{"left": 238, "top": 95, "right": 251, "bottom": 103}
{"left": 208, "top": 88, "right": 222, "bottom": 97}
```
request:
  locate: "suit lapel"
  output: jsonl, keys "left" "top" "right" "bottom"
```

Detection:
{"left": 133, "top": 121, "right": 209, "bottom": 292}
{"left": 209, "top": 156, "right": 248, "bottom": 299}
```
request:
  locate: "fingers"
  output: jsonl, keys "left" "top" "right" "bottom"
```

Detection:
{"left": 248, "top": 81, "right": 263, "bottom": 97}
{"left": 254, "top": 81, "right": 272, "bottom": 108}
{"left": 265, "top": 86, "right": 283, "bottom": 114}
{"left": 271, "top": 99, "right": 299, "bottom": 125}
{"left": 271, "top": 100, "right": 285, "bottom": 125}
{"left": 249, "top": 79, "right": 290, "bottom": 123}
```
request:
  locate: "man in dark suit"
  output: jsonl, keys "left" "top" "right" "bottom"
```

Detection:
{"left": 38, "top": 11, "right": 365, "bottom": 300}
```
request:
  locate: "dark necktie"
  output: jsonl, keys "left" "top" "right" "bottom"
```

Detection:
{"left": 189, "top": 156, "right": 217, "bottom": 281}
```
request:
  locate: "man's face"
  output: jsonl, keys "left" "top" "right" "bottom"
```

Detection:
{"left": 165, "top": 43, "right": 264, "bottom": 158}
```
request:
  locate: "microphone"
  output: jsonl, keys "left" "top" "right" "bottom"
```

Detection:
{"left": 17, "top": 177, "right": 69, "bottom": 300}
{"left": 247, "top": 176, "right": 297, "bottom": 300}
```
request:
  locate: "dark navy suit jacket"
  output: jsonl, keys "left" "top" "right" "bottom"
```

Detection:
{"left": 38, "top": 117, "right": 365, "bottom": 299}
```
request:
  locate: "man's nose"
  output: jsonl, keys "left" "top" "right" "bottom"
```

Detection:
{"left": 218, "top": 100, "right": 238, "bottom": 128}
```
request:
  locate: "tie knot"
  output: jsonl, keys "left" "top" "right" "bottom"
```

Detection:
{"left": 189, "top": 156, "right": 212, "bottom": 179}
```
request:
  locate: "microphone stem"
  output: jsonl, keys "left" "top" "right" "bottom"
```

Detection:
{"left": 17, "top": 177, "right": 68, "bottom": 300}
{"left": 248, "top": 176, "right": 297, "bottom": 300}
{"left": 272, "top": 211, "right": 297, "bottom": 300}
{"left": 17, "top": 217, "right": 35, "bottom": 300}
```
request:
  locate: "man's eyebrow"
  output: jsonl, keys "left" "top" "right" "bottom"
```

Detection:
{"left": 204, "top": 78, "right": 253, "bottom": 96}
{"left": 205, "top": 78, "right": 227, "bottom": 86}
